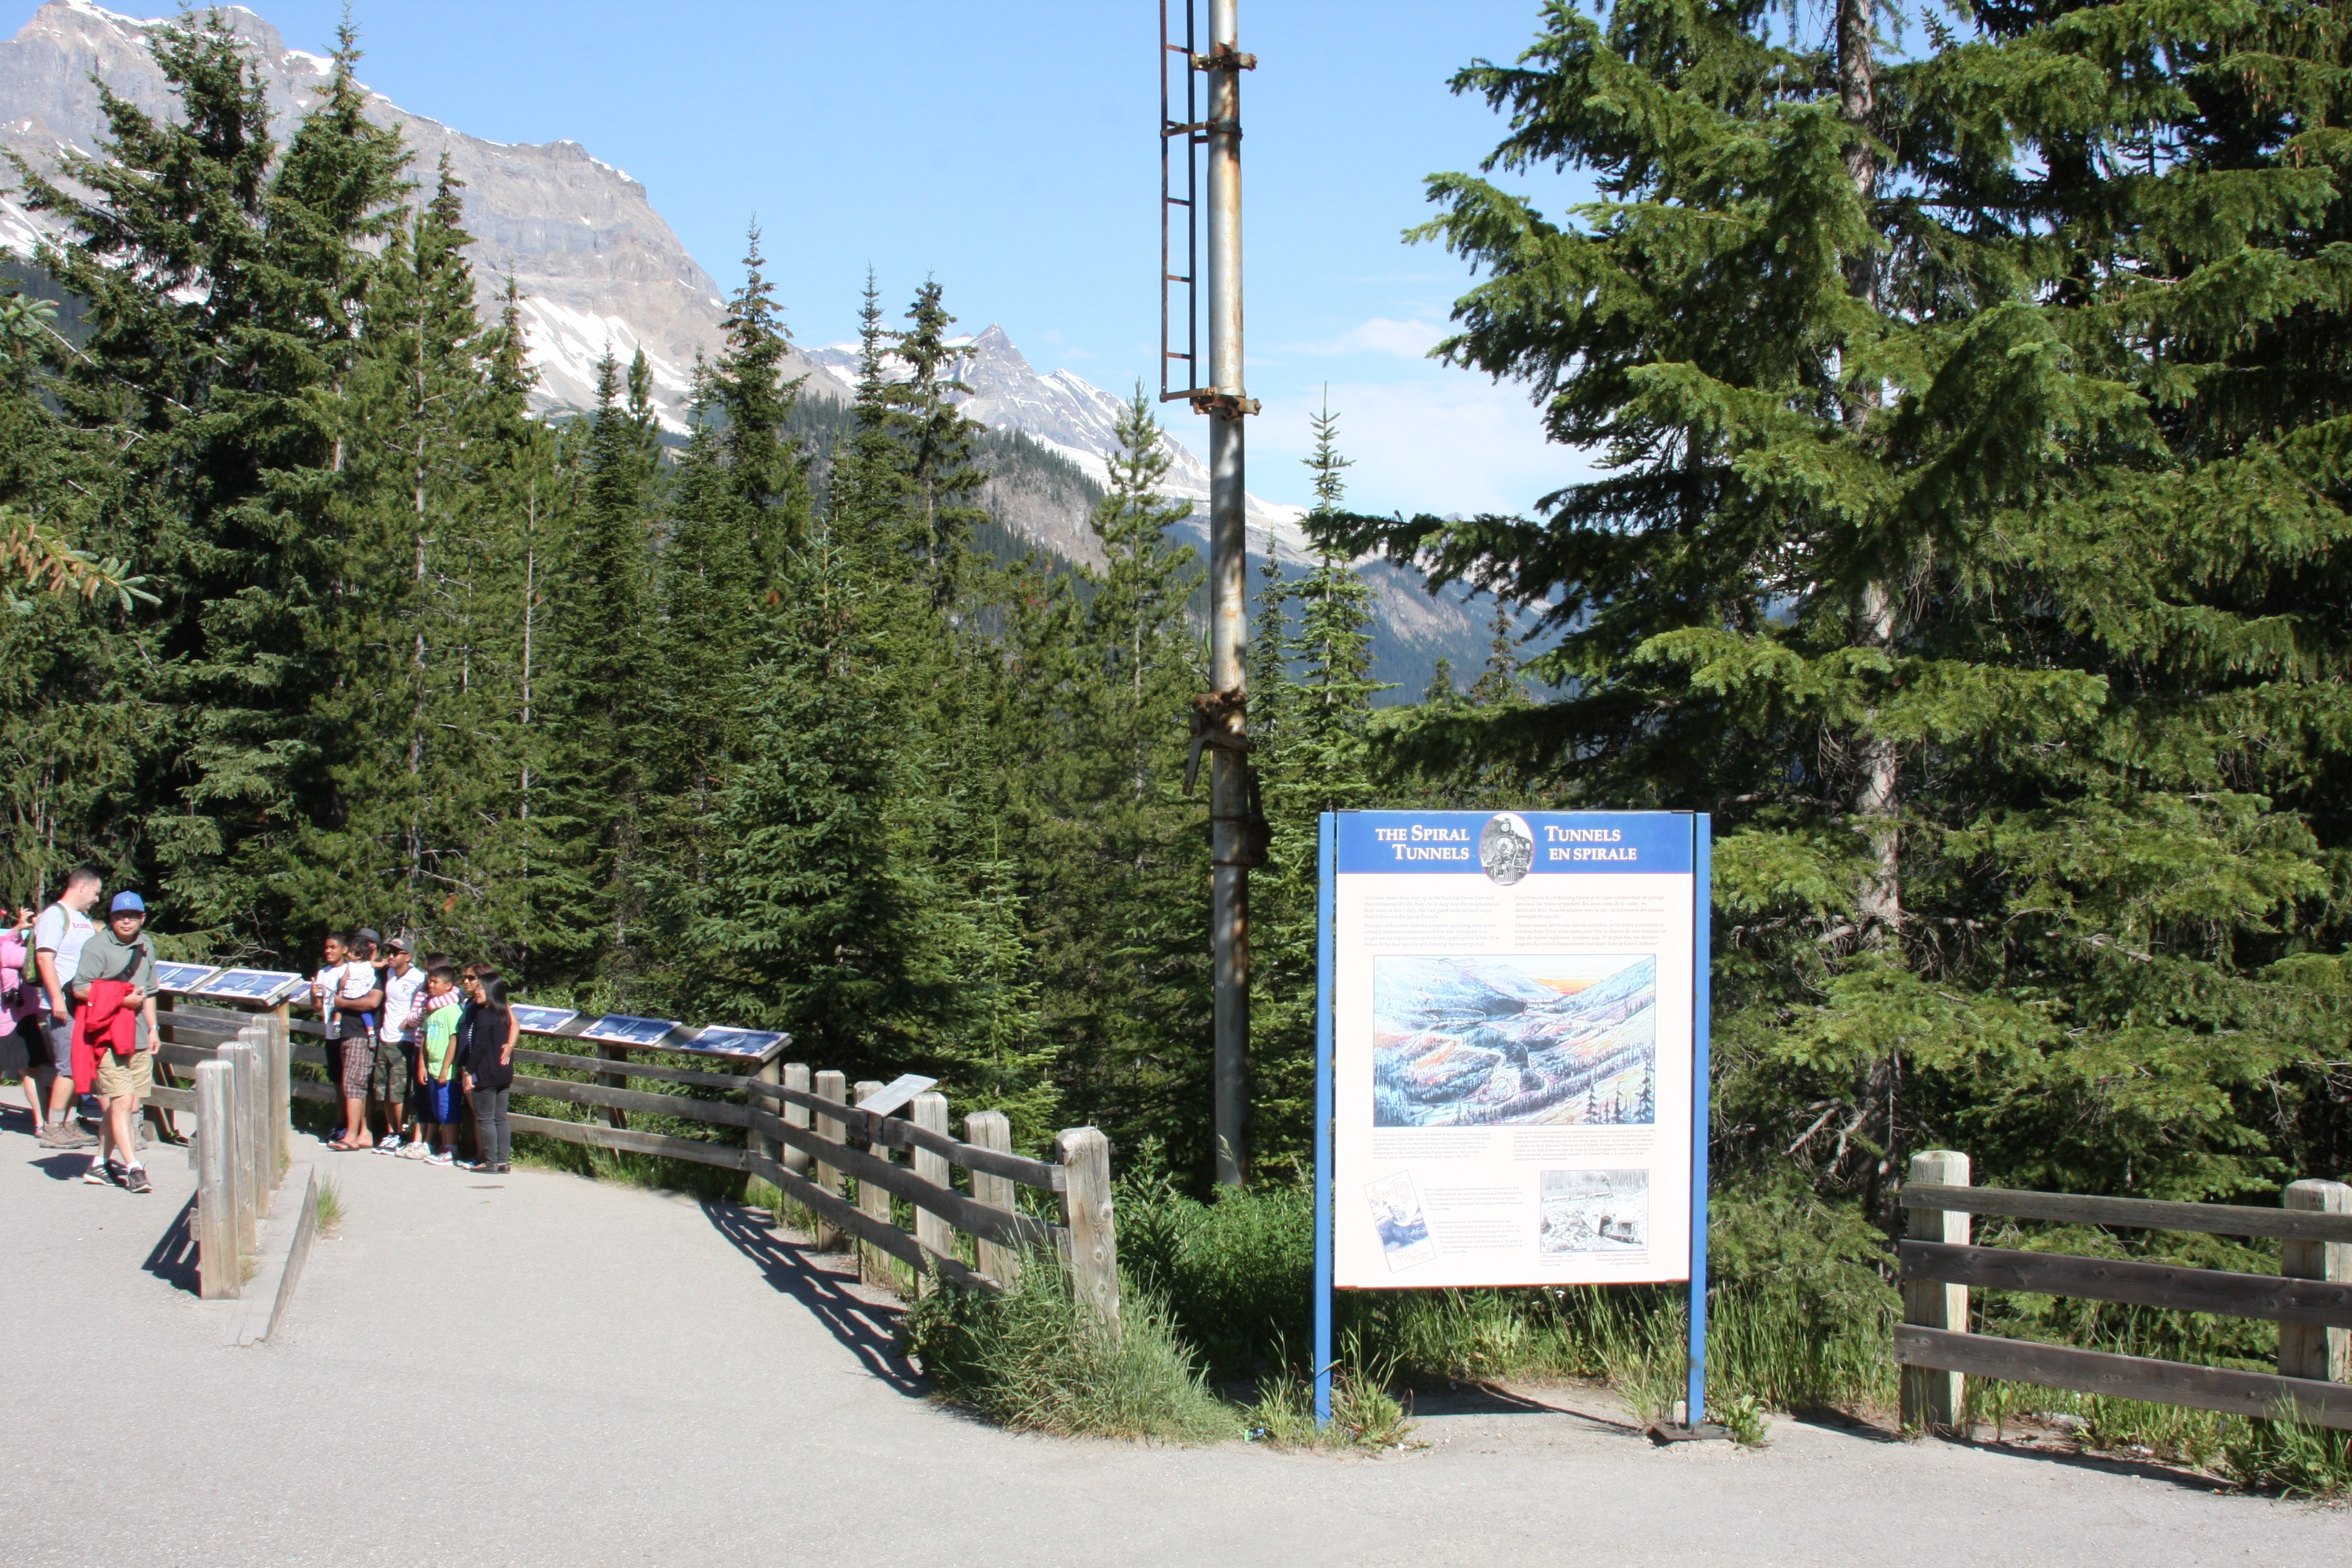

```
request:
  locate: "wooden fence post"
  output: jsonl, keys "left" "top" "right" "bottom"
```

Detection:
{"left": 1901, "top": 1149, "right": 1971, "bottom": 1436}
{"left": 745, "top": 1056, "right": 784, "bottom": 1210}
{"left": 194, "top": 1059, "right": 240, "bottom": 1301}
{"left": 596, "top": 1042, "right": 629, "bottom": 1130}
{"left": 264, "top": 1010, "right": 290, "bottom": 1179}
{"left": 781, "top": 1063, "right": 811, "bottom": 1180}
{"left": 1057, "top": 1126, "right": 1119, "bottom": 1331}
{"left": 238, "top": 1026, "right": 272, "bottom": 1217}
{"left": 854, "top": 1080, "right": 894, "bottom": 1289}
{"left": 148, "top": 991, "right": 181, "bottom": 1145}
{"left": 2281, "top": 1179, "right": 2350, "bottom": 1383}
{"left": 965, "top": 1109, "right": 1021, "bottom": 1290}
{"left": 812, "top": 1070, "right": 846, "bottom": 1252}
{"left": 910, "top": 1091, "right": 953, "bottom": 1290}
{"left": 218, "top": 1039, "right": 258, "bottom": 1253}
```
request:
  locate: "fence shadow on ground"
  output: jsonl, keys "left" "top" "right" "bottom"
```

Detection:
{"left": 701, "top": 1198, "right": 925, "bottom": 1397}
{"left": 141, "top": 1192, "right": 201, "bottom": 1294}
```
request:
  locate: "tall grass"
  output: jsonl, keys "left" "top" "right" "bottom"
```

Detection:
{"left": 1113, "top": 1173, "right": 1897, "bottom": 1419}
{"left": 901, "top": 1256, "right": 1236, "bottom": 1443}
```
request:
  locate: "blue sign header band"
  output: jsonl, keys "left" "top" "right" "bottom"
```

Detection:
{"left": 1334, "top": 811, "right": 1694, "bottom": 877}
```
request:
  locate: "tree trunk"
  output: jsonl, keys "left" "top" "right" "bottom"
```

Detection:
{"left": 1840, "top": 0, "right": 1900, "bottom": 950}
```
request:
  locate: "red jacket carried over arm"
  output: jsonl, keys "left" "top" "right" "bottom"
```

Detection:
{"left": 71, "top": 977, "right": 139, "bottom": 1095}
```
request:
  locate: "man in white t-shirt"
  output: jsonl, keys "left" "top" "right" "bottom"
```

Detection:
{"left": 372, "top": 935, "right": 425, "bottom": 1153}
{"left": 31, "top": 867, "right": 101, "bottom": 1149}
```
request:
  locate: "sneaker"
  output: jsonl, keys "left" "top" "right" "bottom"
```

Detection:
{"left": 399, "top": 1140, "right": 428, "bottom": 1161}
{"left": 492, "top": 1163, "right": 512, "bottom": 1175}
{"left": 82, "top": 1160, "right": 119, "bottom": 1186}
{"left": 429, "top": 1149, "right": 453, "bottom": 1167}
{"left": 374, "top": 1135, "right": 400, "bottom": 1154}
{"left": 124, "top": 1165, "right": 151, "bottom": 1194}
{"left": 41, "top": 1120, "right": 96, "bottom": 1148}
{"left": 454, "top": 1158, "right": 483, "bottom": 1172}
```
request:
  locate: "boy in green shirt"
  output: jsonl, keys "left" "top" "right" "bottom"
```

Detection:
{"left": 414, "top": 965, "right": 463, "bottom": 1166}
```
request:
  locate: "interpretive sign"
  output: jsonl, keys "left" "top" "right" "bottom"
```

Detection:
{"left": 193, "top": 969, "right": 308, "bottom": 1005}
{"left": 688, "top": 1027, "right": 787, "bottom": 1057}
{"left": 579, "top": 1014, "right": 681, "bottom": 1047}
{"left": 1323, "top": 811, "right": 1707, "bottom": 1290}
{"left": 855, "top": 1073, "right": 938, "bottom": 1116}
{"left": 511, "top": 1006, "right": 580, "bottom": 1036}
{"left": 153, "top": 962, "right": 223, "bottom": 994}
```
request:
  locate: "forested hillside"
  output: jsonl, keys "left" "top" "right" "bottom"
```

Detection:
{"left": 8, "top": 0, "right": 2348, "bottom": 1246}
{"left": 0, "top": 15, "right": 1523, "bottom": 1183}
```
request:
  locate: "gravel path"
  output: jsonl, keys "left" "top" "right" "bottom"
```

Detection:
{"left": 2, "top": 1092, "right": 2344, "bottom": 1567}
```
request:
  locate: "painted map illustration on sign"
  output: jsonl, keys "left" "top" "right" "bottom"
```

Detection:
{"left": 1372, "top": 953, "right": 1657, "bottom": 1128}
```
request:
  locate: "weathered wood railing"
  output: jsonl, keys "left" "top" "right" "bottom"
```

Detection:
{"left": 135, "top": 1005, "right": 292, "bottom": 1299}
{"left": 149, "top": 982, "right": 1117, "bottom": 1320}
{"left": 1893, "top": 1149, "right": 2352, "bottom": 1434}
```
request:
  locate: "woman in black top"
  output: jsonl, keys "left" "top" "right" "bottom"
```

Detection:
{"left": 460, "top": 970, "right": 517, "bottom": 1173}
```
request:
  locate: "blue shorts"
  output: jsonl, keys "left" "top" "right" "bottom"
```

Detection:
{"left": 418, "top": 1078, "right": 461, "bottom": 1125}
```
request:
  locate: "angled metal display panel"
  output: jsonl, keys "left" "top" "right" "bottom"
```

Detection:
{"left": 578, "top": 1014, "right": 681, "bottom": 1047}
{"left": 510, "top": 1006, "right": 581, "bottom": 1036}
{"left": 153, "top": 962, "right": 224, "bottom": 994}
{"left": 193, "top": 969, "right": 309, "bottom": 1005}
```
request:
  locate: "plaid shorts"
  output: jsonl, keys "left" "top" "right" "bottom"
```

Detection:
{"left": 339, "top": 1036, "right": 373, "bottom": 1100}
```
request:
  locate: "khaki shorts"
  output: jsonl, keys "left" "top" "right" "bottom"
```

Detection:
{"left": 94, "top": 1047, "right": 154, "bottom": 1102}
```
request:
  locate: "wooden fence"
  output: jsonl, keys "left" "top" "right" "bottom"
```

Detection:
{"left": 144, "top": 985, "right": 1119, "bottom": 1321}
{"left": 1893, "top": 1150, "right": 2352, "bottom": 1434}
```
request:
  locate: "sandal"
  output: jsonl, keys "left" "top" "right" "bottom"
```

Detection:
{"left": 325, "top": 1138, "right": 359, "bottom": 1152}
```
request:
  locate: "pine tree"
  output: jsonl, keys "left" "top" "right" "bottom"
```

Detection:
{"left": 540, "top": 347, "right": 661, "bottom": 996}
{"left": 316, "top": 153, "right": 498, "bottom": 941}
{"left": 1252, "top": 401, "right": 1387, "bottom": 1165}
{"left": 11, "top": 13, "right": 407, "bottom": 947}
{"left": 1314, "top": 0, "right": 2352, "bottom": 1202}
{"left": 1000, "top": 388, "right": 1207, "bottom": 1158}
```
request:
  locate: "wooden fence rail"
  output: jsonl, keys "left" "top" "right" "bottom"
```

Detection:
{"left": 143, "top": 977, "right": 1119, "bottom": 1324}
{"left": 1893, "top": 1150, "right": 2352, "bottom": 1434}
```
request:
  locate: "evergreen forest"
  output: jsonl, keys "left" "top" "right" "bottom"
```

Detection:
{"left": 7, "top": 0, "right": 2351, "bottom": 1365}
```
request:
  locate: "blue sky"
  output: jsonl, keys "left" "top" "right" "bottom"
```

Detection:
{"left": 42, "top": 1, "right": 1595, "bottom": 514}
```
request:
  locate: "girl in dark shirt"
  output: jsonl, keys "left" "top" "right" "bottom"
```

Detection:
{"left": 460, "top": 970, "right": 516, "bottom": 1172}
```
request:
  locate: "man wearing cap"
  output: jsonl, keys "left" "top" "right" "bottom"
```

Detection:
{"left": 372, "top": 935, "right": 424, "bottom": 1153}
{"left": 68, "top": 892, "right": 159, "bottom": 1193}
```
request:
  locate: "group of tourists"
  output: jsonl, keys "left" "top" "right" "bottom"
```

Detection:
{"left": 1, "top": 868, "right": 521, "bottom": 1191}
{"left": 310, "top": 928, "right": 516, "bottom": 1172}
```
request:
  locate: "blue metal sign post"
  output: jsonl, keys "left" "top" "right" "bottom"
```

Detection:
{"left": 1312, "top": 809, "right": 1712, "bottom": 1432}
{"left": 1313, "top": 810, "right": 1338, "bottom": 1427}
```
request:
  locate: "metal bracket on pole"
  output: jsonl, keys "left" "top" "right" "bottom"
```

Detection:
{"left": 1192, "top": 47, "right": 1256, "bottom": 69}
{"left": 1188, "top": 390, "right": 1261, "bottom": 418}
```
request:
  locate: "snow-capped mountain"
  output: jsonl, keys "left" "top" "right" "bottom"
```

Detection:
{"left": 0, "top": 1, "right": 1521, "bottom": 693}
{"left": 0, "top": 0, "right": 772, "bottom": 420}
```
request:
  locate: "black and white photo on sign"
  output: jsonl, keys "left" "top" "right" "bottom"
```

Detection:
{"left": 1364, "top": 1171, "right": 1439, "bottom": 1273}
{"left": 1539, "top": 1169, "right": 1649, "bottom": 1255}
{"left": 1478, "top": 811, "right": 1534, "bottom": 884}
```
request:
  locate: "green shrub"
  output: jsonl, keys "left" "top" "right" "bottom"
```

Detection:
{"left": 900, "top": 1257, "right": 1235, "bottom": 1443}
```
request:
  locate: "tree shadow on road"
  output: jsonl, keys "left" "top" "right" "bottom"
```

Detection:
{"left": 142, "top": 1192, "right": 200, "bottom": 1295}
{"left": 702, "top": 1199, "right": 926, "bottom": 1397}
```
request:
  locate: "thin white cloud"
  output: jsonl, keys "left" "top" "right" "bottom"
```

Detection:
{"left": 1250, "top": 367, "right": 1601, "bottom": 519}
{"left": 1278, "top": 317, "right": 1451, "bottom": 360}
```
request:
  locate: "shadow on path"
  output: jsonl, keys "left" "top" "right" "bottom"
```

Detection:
{"left": 142, "top": 1192, "right": 199, "bottom": 1295}
{"left": 1410, "top": 1382, "right": 1647, "bottom": 1434}
{"left": 702, "top": 1199, "right": 925, "bottom": 1397}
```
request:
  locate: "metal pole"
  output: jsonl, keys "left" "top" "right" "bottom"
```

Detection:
{"left": 1685, "top": 814, "right": 1713, "bottom": 1428}
{"left": 1313, "top": 811, "right": 1336, "bottom": 1426}
{"left": 1204, "top": 0, "right": 1251, "bottom": 1187}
